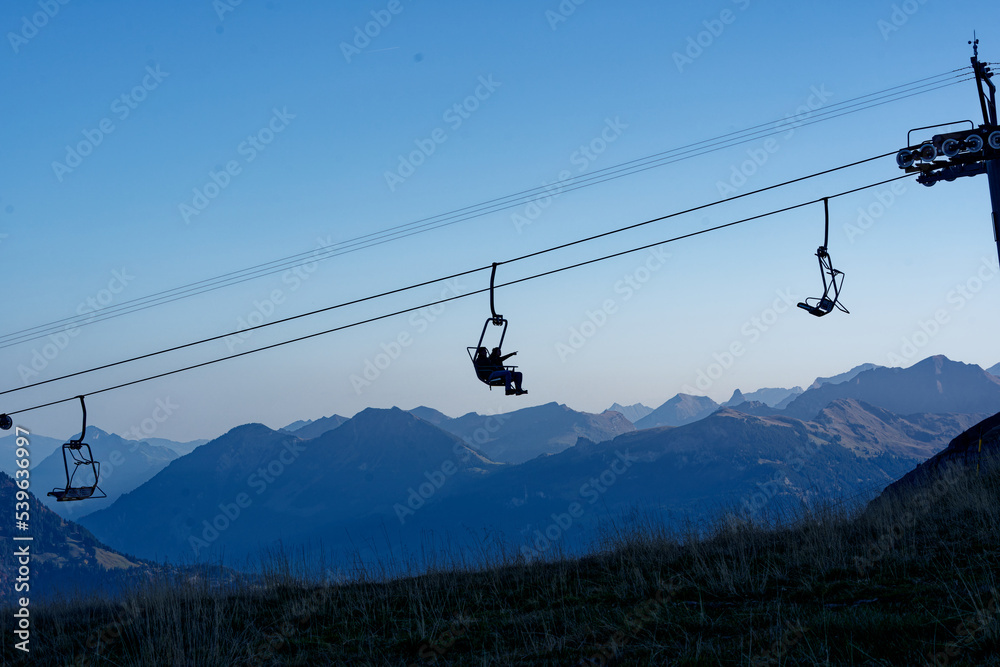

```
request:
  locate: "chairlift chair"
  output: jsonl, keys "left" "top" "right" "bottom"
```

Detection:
{"left": 467, "top": 263, "right": 522, "bottom": 392}
{"left": 48, "top": 396, "right": 106, "bottom": 502}
{"left": 797, "top": 198, "right": 849, "bottom": 317}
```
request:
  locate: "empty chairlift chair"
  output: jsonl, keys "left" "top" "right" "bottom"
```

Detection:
{"left": 48, "top": 396, "right": 106, "bottom": 502}
{"left": 797, "top": 198, "right": 849, "bottom": 318}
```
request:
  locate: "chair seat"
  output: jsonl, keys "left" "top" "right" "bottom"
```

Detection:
{"left": 48, "top": 486, "right": 96, "bottom": 502}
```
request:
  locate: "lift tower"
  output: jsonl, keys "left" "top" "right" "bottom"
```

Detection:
{"left": 895, "top": 37, "right": 1000, "bottom": 262}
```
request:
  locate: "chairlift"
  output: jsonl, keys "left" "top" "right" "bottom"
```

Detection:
{"left": 467, "top": 263, "right": 527, "bottom": 395}
{"left": 48, "top": 396, "right": 106, "bottom": 502}
{"left": 797, "top": 198, "right": 849, "bottom": 317}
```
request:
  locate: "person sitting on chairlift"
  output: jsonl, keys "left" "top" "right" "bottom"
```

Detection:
{"left": 473, "top": 346, "right": 527, "bottom": 395}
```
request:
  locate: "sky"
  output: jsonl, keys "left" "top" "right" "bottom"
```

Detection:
{"left": 1, "top": 0, "right": 999, "bottom": 442}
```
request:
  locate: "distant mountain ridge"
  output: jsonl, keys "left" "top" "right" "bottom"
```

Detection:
{"left": 607, "top": 402, "right": 654, "bottom": 424}
{"left": 407, "top": 406, "right": 453, "bottom": 426}
{"left": 437, "top": 402, "right": 634, "bottom": 464}
{"left": 784, "top": 356, "right": 1000, "bottom": 420}
{"left": 635, "top": 394, "right": 719, "bottom": 429}
{"left": 287, "top": 414, "right": 348, "bottom": 440}
{"left": 725, "top": 386, "right": 803, "bottom": 408}
{"left": 808, "top": 363, "right": 881, "bottom": 390}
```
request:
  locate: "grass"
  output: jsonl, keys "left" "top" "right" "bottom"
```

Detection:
{"left": 6, "top": 457, "right": 1000, "bottom": 666}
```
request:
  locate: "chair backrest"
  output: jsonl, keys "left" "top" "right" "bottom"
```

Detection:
{"left": 48, "top": 442, "right": 105, "bottom": 502}
{"left": 468, "top": 346, "right": 507, "bottom": 385}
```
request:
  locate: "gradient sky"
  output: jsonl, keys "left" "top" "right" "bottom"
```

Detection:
{"left": 2, "top": 1, "right": 999, "bottom": 442}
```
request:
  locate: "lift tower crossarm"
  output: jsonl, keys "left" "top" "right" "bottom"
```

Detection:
{"left": 895, "top": 37, "right": 1000, "bottom": 264}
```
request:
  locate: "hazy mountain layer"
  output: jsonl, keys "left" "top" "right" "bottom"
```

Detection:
{"left": 437, "top": 402, "right": 634, "bottom": 464}
{"left": 607, "top": 402, "right": 654, "bottom": 423}
{"left": 634, "top": 394, "right": 719, "bottom": 429}
{"left": 784, "top": 356, "right": 1000, "bottom": 421}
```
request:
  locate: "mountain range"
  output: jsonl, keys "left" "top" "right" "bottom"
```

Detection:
{"left": 13, "top": 354, "right": 998, "bottom": 579}
{"left": 72, "top": 355, "right": 992, "bottom": 566}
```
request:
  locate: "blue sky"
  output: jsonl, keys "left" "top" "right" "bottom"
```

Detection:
{"left": 2, "top": 0, "right": 999, "bottom": 441}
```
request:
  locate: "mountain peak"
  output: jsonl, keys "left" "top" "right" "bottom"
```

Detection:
{"left": 635, "top": 394, "right": 720, "bottom": 429}
{"left": 224, "top": 423, "right": 276, "bottom": 439}
{"left": 725, "top": 389, "right": 746, "bottom": 407}
{"left": 407, "top": 406, "right": 452, "bottom": 425}
{"left": 911, "top": 354, "right": 964, "bottom": 373}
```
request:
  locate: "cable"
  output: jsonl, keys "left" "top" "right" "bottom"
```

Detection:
{"left": 1, "top": 151, "right": 896, "bottom": 400}
{"left": 0, "top": 69, "right": 970, "bottom": 349}
{"left": 0, "top": 173, "right": 914, "bottom": 418}
{"left": 503, "top": 153, "right": 900, "bottom": 265}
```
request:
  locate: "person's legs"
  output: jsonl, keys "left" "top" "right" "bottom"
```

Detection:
{"left": 512, "top": 371, "right": 523, "bottom": 391}
{"left": 489, "top": 370, "right": 513, "bottom": 391}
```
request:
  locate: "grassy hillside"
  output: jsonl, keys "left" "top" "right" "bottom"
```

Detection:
{"left": 5, "top": 450, "right": 998, "bottom": 666}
